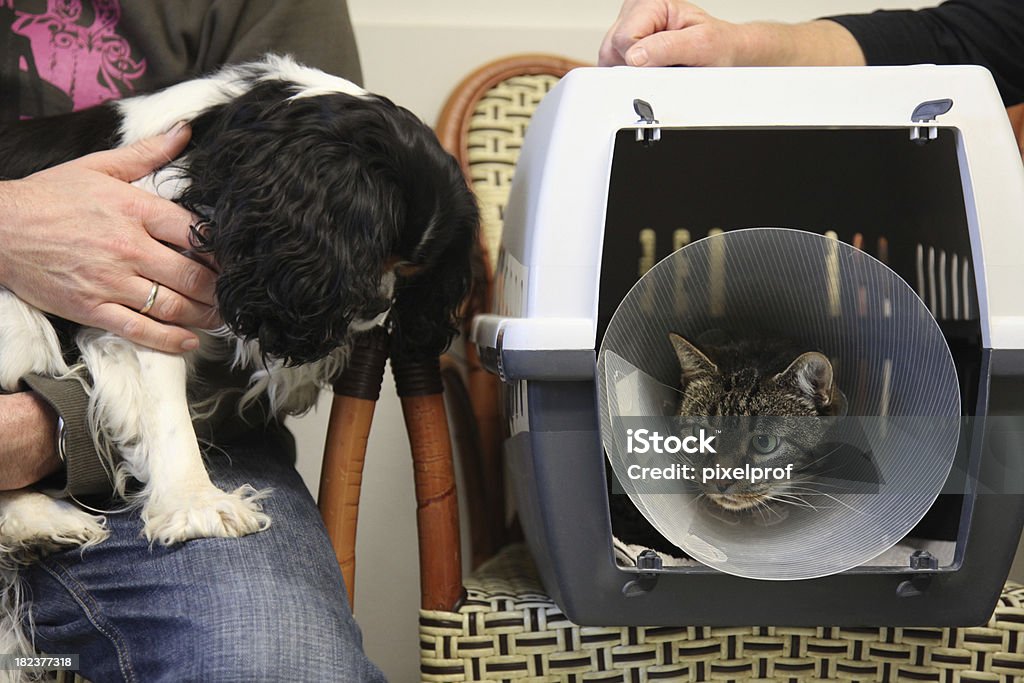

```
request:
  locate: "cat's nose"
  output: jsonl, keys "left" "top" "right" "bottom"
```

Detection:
{"left": 713, "top": 481, "right": 730, "bottom": 494}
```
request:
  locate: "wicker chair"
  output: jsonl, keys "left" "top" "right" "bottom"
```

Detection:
{"left": 416, "top": 54, "right": 1024, "bottom": 683}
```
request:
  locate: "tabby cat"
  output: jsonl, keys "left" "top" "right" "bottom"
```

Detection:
{"left": 610, "top": 332, "right": 845, "bottom": 554}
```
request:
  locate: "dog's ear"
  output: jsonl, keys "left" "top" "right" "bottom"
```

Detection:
{"left": 389, "top": 213, "right": 477, "bottom": 362}
{"left": 332, "top": 96, "right": 478, "bottom": 364}
{"left": 388, "top": 136, "right": 479, "bottom": 363}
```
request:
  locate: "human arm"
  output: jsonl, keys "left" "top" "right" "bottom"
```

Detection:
{"left": 599, "top": 0, "right": 865, "bottom": 69}
{"left": 0, "top": 126, "right": 220, "bottom": 354}
{"left": 600, "top": 0, "right": 1024, "bottom": 107}
{"left": 0, "top": 391, "right": 59, "bottom": 490}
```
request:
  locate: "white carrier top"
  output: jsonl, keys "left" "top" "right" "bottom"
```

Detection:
{"left": 473, "top": 66, "right": 1024, "bottom": 355}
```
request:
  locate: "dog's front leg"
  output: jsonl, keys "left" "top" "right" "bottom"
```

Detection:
{"left": 78, "top": 331, "right": 270, "bottom": 544}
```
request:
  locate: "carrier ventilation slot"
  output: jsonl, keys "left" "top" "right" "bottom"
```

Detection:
{"left": 634, "top": 229, "right": 976, "bottom": 322}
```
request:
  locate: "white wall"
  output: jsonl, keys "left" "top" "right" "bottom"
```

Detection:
{"left": 285, "top": 3, "right": 988, "bottom": 681}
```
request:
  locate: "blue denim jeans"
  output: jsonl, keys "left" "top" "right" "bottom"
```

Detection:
{"left": 21, "top": 427, "right": 387, "bottom": 683}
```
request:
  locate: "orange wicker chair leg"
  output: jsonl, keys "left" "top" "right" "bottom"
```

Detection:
{"left": 393, "top": 357, "right": 465, "bottom": 611}
{"left": 319, "top": 327, "right": 389, "bottom": 608}
{"left": 439, "top": 356, "right": 493, "bottom": 570}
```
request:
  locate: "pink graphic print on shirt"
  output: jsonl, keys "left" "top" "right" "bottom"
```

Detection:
{"left": 10, "top": 0, "right": 145, "bottom": 110}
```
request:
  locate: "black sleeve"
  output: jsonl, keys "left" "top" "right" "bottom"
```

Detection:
{"left": 827, "top": 0, "right": 1024, "bottom": 106}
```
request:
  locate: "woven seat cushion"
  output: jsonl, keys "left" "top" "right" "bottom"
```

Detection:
{"left": 420, "top": 544, "right": 1024, "bottom": 683}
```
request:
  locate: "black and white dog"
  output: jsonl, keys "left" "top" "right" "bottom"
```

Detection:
{"left": 0, "top": 55, "right": 477, "bottom": 666}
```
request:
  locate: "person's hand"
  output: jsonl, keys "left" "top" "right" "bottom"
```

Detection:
{"left": 0, "top": 392, "right": 59, "bottom": 490}
{"left": 0, "top": 125, "right": 220, "bottom": 353}
{"left": 599, "top": 0, "right": 866, "bottom": 68}
{"left": 600, "top": 0, "right": 747, "bottom": 67}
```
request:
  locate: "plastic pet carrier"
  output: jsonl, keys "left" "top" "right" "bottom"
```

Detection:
{"left": 473, "top": 66, "right": 1024, "bottom": 626}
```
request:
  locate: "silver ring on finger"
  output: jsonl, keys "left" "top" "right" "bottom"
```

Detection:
{"left": 139, "top": 281, "right": 161, "bottom": 315}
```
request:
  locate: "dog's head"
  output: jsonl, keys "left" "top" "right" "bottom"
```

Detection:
{"left": 177, "top": 75, "right": 477, "bottom": 365}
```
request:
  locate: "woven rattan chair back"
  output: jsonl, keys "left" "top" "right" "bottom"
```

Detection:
{"left": 437, "top": 54, "right": 586, "bottom": 275}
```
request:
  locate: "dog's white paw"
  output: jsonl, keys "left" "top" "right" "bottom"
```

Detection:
{"left": 0, "top": 495, "right": 108, "bottom": 559}
{"left": 142, "top": 485, "right": 271, "bottom": 544}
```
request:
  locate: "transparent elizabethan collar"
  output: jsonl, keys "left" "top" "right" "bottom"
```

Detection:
{"left": 598, "top": 228, "right": 961, "bottom": 580}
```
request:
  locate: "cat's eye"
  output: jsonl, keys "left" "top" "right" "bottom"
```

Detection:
{"left": 751, "top": 434, "right": 780, "bottom": 454}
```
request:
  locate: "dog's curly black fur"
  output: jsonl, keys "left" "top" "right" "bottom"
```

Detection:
{"left": 179, "top": 80, "right": 477, "bottom": 364}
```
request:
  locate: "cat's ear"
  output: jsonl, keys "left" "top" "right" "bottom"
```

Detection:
{"left": 776, "top": 352, "right": 835, "bottom": 407}
{"left": 669, "top": 333, "right": 717, "bottom": 382}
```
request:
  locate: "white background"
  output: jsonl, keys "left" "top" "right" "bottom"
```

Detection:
{"left": 282, "top": 2, "right": 1010, "bottom": 681}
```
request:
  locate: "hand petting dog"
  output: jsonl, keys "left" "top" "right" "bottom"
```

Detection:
{"left": 0, "top": 126, "right": 220, "bottom": 355}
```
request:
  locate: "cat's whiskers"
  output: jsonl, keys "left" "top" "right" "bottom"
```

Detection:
{"left": 756, "top": 502, "right": 771, "bottom": 524}
{"left": 779, "top": 485, "right": 867, "bottom": 515}
{"left": 766, "top": 493, "right": 819, "bottom": 511}
{"left": 753, "top": 497, "right": 785, "bottom": 520}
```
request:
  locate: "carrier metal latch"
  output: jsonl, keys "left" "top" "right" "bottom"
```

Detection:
{"left": 896, "top": 550, "right": 939, "bottom": 598}
{"left": 910, "top": 98, "right": 953, "bottom": 143}
{"left": 622, "top": 549, "right": 662, "bottom": 597}
{"left": 633, "top": 98, "right": 661, "bottom": 146}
